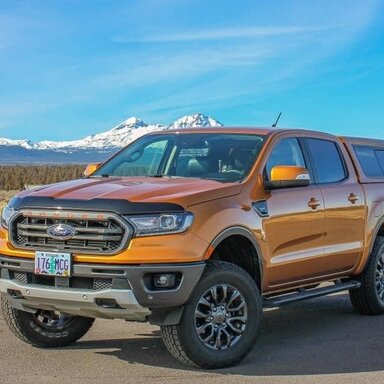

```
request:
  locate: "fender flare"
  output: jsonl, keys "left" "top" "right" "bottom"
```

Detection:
{"left": 369, "top": 215, "right": 384, "bottom": 256}
{"left": 208, "top": 226, "right": 264, "bottom": 290}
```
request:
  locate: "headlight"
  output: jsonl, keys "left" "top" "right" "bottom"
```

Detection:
{"left": 1, "top": 205, "right": 17, "bottom": 229}
{"left": 125, "top": 212, "right": 194, "bottom": 237}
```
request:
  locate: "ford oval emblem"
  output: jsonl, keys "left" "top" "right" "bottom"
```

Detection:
{"left": 47, "top": 224, "right": 76, "bottom": 240}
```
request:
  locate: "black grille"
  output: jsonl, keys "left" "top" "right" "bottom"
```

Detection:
{"left": 13, "top": 272, "right": 28, "bottom": 284}
{"left": 93, "top": 278, "right": 113, "bottom": 290}
{"left": 10, "top": 210, "right": 131, "bottom": 255}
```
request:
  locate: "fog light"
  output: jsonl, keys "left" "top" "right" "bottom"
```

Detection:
{"left": 154, "top": 273, "right": 176, "bottom": 288}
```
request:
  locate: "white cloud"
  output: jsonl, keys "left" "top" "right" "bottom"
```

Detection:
{"left": 113, "top": 25, "right": 330, "bottom": 43}
{"left": 94, "top": 45, "right": 273, "bottom": 88}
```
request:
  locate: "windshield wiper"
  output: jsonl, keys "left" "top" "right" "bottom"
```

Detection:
{"left": 87, "top": 174, "right": 109, "bottom": 178}
{"left": 148, "top": 174, "right": 164, "bottom": 178}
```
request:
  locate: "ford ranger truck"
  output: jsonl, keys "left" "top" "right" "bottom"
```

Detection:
{"left": 1, "top": 128, "right": 384, "bottom": 369}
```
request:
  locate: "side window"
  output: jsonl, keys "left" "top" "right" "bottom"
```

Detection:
{"left": 353, "top": 146, "right": 384, "bottom": 178}
{"left": 265, "top": 138, "right": 306, "bottom": 180}
{"left": 306, "top": 139, "right": 347, "bottom": 184}
{"left": 375, "top": 150, "right": 384, "bottom": 173}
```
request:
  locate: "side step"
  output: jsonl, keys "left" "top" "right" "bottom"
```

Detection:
{"left": 263, "top": 280, "right": 361, "bottom": 308}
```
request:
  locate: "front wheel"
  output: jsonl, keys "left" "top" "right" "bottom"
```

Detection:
{"left": 1, "top": 294, "right": 94, "bottom": 347}
{"left": 161, "top": 261, "right": 262, "bottom": 369}
{"left": 350, "top": 236, "right": 384, "bottom": 315}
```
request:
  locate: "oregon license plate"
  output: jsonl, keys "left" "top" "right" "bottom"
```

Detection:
{"left": 34, "top": 251, "right": 71, "bottom": 277}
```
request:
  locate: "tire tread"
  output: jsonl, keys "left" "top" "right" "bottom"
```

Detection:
{"left": 161, "top": 261, "right": 262, "bottom": 368}
{"left": 1, "top": 294, "right": 94, "bottom": 347}
{"left": 350, "top": 236, "right": 384, "bottom": 315}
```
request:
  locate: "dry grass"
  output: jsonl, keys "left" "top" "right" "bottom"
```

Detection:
{"left": 0, "top": 190, "right": 19, "bottom": 209}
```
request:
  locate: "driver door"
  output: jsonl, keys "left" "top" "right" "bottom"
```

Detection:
{"left": 262, "top": 138, "right": 325, "bottom": 288}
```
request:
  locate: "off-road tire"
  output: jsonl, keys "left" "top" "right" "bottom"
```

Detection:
{"left": 1, "top": 294, "right": 95, "bottom": 347}
{"left": 350, "top": 236, "right": 384, "bottom": 315}
{"left": 161, "top": 261, "right": 262, "bottom": 369}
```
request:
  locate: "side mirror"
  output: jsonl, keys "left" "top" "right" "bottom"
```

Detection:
{"left": 264, "top": 166, "right": 310, "bottom": 190}
{"left": 84, "top": 163, "right": 102, "bottom": 177}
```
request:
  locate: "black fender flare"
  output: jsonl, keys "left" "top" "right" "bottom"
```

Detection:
{"left": 208, "top": 226, "right": 264, "bottom": 291}
{"left": 369, "top": 215, "right": 384, "bottom": 257}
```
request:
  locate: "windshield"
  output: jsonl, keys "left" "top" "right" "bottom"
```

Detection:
{"left": 93, "top": 133, "right": 265, "bottom": 182}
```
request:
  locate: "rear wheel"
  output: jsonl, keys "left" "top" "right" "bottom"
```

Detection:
{"left": 350, "top": 236, "right": 384, "bottom": 315}
{"left": 161, "top": 261, "right": 262, "bottom": 369}
{"left": 1, "top": 294, "right": 94, "bottom": 347}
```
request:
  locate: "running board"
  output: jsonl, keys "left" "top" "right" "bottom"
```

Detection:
{"left": 263, "top": 280, "right": 361, "bottom": 308}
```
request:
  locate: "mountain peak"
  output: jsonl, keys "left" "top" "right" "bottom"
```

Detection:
{"left": 112, "top": 116, "right": 148, "bottom": 131}
{"left": 168, "top": 113, "right": 223, "bottom": 130}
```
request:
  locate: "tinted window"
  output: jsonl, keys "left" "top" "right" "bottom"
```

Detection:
{"left": 375, "top": 150, "right": 384, "bottom": 172}
{"left": 265, "top": 138, "right": 306, "bottom": 180}
{"left": 306, "top": 139, "right": 346, "bottom": 183}
{"left": 353, "top": 145, "right": 384, "bottom": 178}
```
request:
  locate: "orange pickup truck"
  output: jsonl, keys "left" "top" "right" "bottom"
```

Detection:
{"left": 1, "top": 127, "right": 384, "bottom": 368}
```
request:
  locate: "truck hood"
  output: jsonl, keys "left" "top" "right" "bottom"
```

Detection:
{"left": 14, "top": 177, "right": 242, "bottom": 211}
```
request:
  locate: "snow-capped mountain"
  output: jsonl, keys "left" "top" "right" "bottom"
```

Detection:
{"left": 35, "top": 113, "right": 222, "bottom": 150}
{"left": 36, "top": 117, "right": 166, "bottom": 150}
{"left": 0, "top": 113, "right": 223, "bottom": 164}
{"left": 168, "top": 114, "right": 222, "bottom": 130}
{"left": 0, "top": 138, "right": 34, "bottom": 149}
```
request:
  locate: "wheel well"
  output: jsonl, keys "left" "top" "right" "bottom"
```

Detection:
{"left": 378, "top": 224, "right": 384, "bottom": 237}
{"left": 210, "top": 235, "right": 261, "bottom": 289}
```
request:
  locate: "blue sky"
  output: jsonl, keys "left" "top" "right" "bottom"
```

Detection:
{"left": 0, "top": 0, "right": 383, "bottom": 141}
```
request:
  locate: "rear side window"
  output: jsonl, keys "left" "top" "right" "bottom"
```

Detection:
{"left": 353, "top": 145, "right": 384, "bottom": 178}
{"left": 306, "top": 139, "right": 347, "bottom": 184}
{"left": 376, "top": 151, "right": 384, "bottom": 170}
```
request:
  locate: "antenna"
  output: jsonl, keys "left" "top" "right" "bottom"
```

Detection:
{"left": 272, "top": 112, "right": 282, "bottom": 127}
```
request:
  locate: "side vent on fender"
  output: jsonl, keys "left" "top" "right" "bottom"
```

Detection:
{"left": 252, "top": 201, "right": 269, "bottom": 217}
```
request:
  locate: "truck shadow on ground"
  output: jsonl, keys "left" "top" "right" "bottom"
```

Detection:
{"left": 72, "top": 293, "right": 384, "bottom": 376}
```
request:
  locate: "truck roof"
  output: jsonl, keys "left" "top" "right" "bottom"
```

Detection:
{"left": 151, "top": 126, "right": 383, "bottom": 145}
{"left": 154, "top": 126, "right": 339, "bottom": 138}
{"left": 162, "top": 126, "right": 277, "bottom": 136}
{"left": 339, "top": 136, "right": 384, "bottom": 147}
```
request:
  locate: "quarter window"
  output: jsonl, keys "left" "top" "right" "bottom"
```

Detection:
{"left": 306, "top": 139, "right": 347, "bottom": 184}
{"left": 376, "top": 150, "right": 384, "bottom": 171}
{"left": 353, "top": 145, "right": 384, "bottom": 178}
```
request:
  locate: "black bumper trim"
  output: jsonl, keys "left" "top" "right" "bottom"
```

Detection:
{"left": 0, "top": 255, "right": 205, "bottom": 308}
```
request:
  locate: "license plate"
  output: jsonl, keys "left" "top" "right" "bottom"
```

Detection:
{"left": 34, "top": 251, "right": 71, "bottom": 277}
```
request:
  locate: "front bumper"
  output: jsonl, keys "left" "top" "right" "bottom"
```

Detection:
{"left": 0, "top": 255, "right": 205, "bottom": 322}
{"left": 0, "top": 278, "right": 150, "bottom": 321}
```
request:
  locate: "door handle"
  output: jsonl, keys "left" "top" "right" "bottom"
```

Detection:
{"left": 348, "top": 193, "right": 359, "bottom": 204}
{"left": 308, "top": 198, "right": 321, "bottom": 210}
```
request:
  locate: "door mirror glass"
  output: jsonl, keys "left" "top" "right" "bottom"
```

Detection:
{"left": 264, "top": 165, "right": 310, "bottom": 190}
